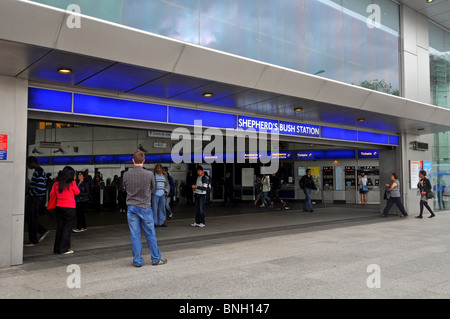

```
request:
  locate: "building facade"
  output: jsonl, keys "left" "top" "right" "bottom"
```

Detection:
{"left": 1, "top": 0, "right": 450, "bottom": 267}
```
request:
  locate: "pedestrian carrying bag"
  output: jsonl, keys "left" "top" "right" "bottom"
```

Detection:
{"left": 47, "top": 184, "right": 57, "bottom": 211}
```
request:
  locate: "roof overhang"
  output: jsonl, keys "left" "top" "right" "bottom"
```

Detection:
{"left": 1, "top": 0, "right": 450, "bottom": 136}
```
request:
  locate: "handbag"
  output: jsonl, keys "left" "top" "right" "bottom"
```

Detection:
{"left": 426, "top": 191, "right": 435, "bottom": 200}
{"left": 47, "top": 184, "right": 57, "bottom": 211}
{"left": 362, "top": 184, "right": 369, "bottom": 192}
{"left": 383, "top": 188, "right": 391, "bottom": 200}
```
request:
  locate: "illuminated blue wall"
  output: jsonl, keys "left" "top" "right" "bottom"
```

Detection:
{"left": 30, "top": 0, "right": 400, "bottom": 95}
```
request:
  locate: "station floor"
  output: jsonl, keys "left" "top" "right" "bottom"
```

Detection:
{"left": 22, "top": 201, "right": 384, "bottom": 267}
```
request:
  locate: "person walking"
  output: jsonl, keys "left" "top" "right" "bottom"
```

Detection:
{"left": 162, "top": 166, "right": 175, "bottom": 220}
{"left": 152, "top": 164, "right": 170, "bottom": 227}
{"left": 382, "top": 173, "right": 408, "bottom": 218}
{"left": 358, "top": 173, "right": 369, "bottom": 206}
{"left": 222, "top": 172, "right": 234, "bottom": 207}
{"left": 24, "top": 156, "right": 50, "bottom": 246}
{"left": 270, "top": 173, "right": 287, "bottom": 209}
{"left": 73, "top": 171, "right": 89, "bottom": 233}
{"left": 299, "top": 169, "right": 317, "bottom": 212}
{"left": 51, "top": 166, "right": 80, "bottom": 255}
{"left": 254, "top": 175, "right": 263, "bottom": 206}
{"left": 122, "top": 151, "right": 167, "bottom": 267}
{"left": 260, "top": 174, "right": 271, "bottom": 207}
{"left": 416, "top": 170, "right": 435, "bottom": 219}
{"left": 191, "top": 166, "right": 209, "bottom": 228}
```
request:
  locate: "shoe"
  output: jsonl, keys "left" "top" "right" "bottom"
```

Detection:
{"left": 152, "top": 258, "right": 167, "bottom": 266}
{"left": 429, "top": 215, "right": 436, "bottom": 218}
{"left": 198, "top": 223, "right": 205, "bottom": 228}
{"left": 191, "top": 223, "right": 199, "bottom": 227}
{"left": 160, "top": 224, "right": 167, "bottom": 227}
{"left": 260, "top": 204, "right": 265, "bottom": 207}
{"left": 168, "top": 214, "right": 173, "bottom": 220}
{"left": 310, "top": 210, "right": 314, "bottom": 213}
{"left": 415, "top": 216, "right": 423, "bottom": 219}
{"left": 38, "top": 230, "right": 50, "bottom": 242}
{"left": 62, "top": 250, "right": 74, "bottom": 255}
{"left": 72, "top": 229, "right": 83, "bottom": 233}
{"left": 24, "top": 242, "right": 36, "bottom": 247}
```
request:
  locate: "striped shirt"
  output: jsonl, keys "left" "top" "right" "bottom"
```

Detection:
{"left": 123, "top": 166, "right": 155, "bottom": 209}
{"left": 29, "top": 167, "right": 47, "bottom": 197}
{"left": 154, "top": 173, "right": 166, "bottom": 196}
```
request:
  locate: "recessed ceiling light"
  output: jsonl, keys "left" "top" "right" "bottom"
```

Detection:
{"left": 58, "top": 68, "right": 72, "bottom": 75}
{"left": 294, "top": 107, "right": 303, "bottom": 112}
{"left": 357, "top": 118, "right": 366, "bottom": 122}
{"left": 418, "top": 128, "right": 425, "bottom": 132}
{"left": 426, "top": 0, "right": 434, "bottom": 3}
{"left": 203, "top": 92, "right": 214, "bottom": 98}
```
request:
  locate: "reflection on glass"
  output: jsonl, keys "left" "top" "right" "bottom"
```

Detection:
{"left": 429, "top": 22, "right": 450, "bottom": 212}
{"left": 30, "top": 0, "right": 400, "bottom": 94}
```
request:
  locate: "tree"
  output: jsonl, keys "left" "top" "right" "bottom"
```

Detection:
{"left": 358, "top": 79, "right": 400, "bottom": 96}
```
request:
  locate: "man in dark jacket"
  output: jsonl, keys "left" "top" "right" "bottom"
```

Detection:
{"left": 299, "top": 169, "right": 317, "bottom": 213}
{"left": 74, "top": 171, "right": 90, "bottom": 232}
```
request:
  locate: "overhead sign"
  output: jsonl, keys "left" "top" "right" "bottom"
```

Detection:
{"left": 237, "top": 116, "right": 279, "bottom": 132}
{"left": 358, "top": 150, "right": 379, "bottom": 159}
{"left": 0, "top": 134, "right": 7, "bottom": 161}
{"left": 279, "top": 121, "right": 320, "bottom": 137}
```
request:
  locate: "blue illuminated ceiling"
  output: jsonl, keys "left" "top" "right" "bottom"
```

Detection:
{"left": 0, "top": 38, "right": 445, "bottom": 135}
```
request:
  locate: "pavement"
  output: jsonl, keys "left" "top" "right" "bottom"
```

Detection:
{"left": 1, "top": 202, "right": 450, "bottom": 299}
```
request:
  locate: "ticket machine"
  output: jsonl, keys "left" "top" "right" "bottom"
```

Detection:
{"left": 345, "top": 166, "right": 357, "bottom": 204}
{"left": 357, "top": 166, "right": 380, "bottom": 204}
{"left": 322, "top": 166, "right": 334, "bottom": 204}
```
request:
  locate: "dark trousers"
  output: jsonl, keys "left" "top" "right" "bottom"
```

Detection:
{"left": 223, "top": 190, "right": 233, "bottom": 205}
{"left": 195, "top": 194, "right": 206, "bottom": 224}
{"left": 25, "top": 196, "right": 48, "bottom": 244}
{"left": 76, "top": 201, "right": 88, "bottom": 230}
{"left": 419, "top": 200, "right": 434, "bottom": 217}
{"left": 383, "top": 197, "right": 408, "bottom": 216}
{"left": 54, "top": 207, "right": 76, "bottom": 254}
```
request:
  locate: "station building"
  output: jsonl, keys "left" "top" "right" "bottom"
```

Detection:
{"left": 1, "top": 0, "right": 450, "bottom": 267}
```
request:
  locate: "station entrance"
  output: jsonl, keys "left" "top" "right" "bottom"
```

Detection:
{"left": 26, "top": 119, "right": 385, "bottom": 231}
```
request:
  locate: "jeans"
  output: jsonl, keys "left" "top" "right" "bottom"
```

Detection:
{"left": 195, "top": 194, "right": 206, "bottom": 224}
{"left": 152, "top": 194, "right": 166, "bottom": 226}
{"left": 303, "top": 188, "right": 313, "bottom": 211}
{"left": 127, "top": 205, "right": 162, "bottom": 266}
{"left": 165, "top": 196, "right": 173, "bottom": 218}
{"left": 383, "top": 197, "right": 408, "bottom": 216}
{"left": 262, "top": 191, "right": 270, "bottom": 204}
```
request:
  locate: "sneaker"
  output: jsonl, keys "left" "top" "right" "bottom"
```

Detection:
{"left": 191, "top": 223, "right": 199, "bottom": 227}
{"left": 152, "top": 258, "right": 167, "bottom": 266}
{"left": 62, "top": 250, "right": 74, "bottom": 255}
{"left": 38, "top": 230, "right": 50, "bottom": 242}
{"left": 24, "top": 242, "right": 36, "bottom": 247}
{"left": 198, "top": 223, "right": 205, "bottom": 228}
{"left": 72, "top": 229, "right": 83, "bottom": 233}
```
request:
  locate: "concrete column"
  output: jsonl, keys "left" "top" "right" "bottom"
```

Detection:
{"left": 0, "top": 76, "right": 28, "bottom": 268}
{"left": 399, "top": 5, "right": 433, "bottom": 214}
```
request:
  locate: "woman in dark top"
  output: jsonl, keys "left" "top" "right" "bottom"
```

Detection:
{"left": 74, "top": 171, "right": 90, "bottom": 232}
{"left": 416, "top": 170, "right": 435, "bottom": 219}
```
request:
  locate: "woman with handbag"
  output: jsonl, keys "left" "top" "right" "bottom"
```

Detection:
{"left": 416, "top": 170, "right": 435, "bottom": 219}
{"left": 358, "top": 173, "right": 369, "bottom": 206}
{"left": 49, "top": 166, "right": 80, "bottom": 255}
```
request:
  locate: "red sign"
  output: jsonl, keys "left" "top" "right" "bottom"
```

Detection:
{"left": 0, "top": 134, "right": 7, "bottom": 151}
{"left": 0, "top": 134, "right": 7, "bottom": 161}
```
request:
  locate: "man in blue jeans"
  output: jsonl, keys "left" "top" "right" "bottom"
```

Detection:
{"left": 123, "top": 151, "right": 167, "bottom": 267}
{"left": 299, "top": 169, "right": 317, "bottom": 213}
{"left": 152, "top": 164, "right": 170, "bottom": 227}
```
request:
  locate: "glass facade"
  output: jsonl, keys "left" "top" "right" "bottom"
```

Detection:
{"left": 429, "top": 22, "right": 450, "bottom": 211}
{"left": 31, "top": 0, "right": 400, "bottom": 95}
